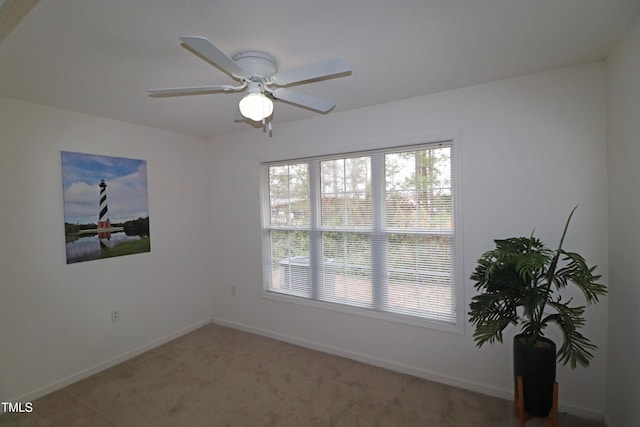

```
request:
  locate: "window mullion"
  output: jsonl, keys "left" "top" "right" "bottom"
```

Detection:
{"left": 308, "top": 159, "right": 322, "bottom": 300}
{"left": 371, "top": 153, "right": 387, "bottom": 310}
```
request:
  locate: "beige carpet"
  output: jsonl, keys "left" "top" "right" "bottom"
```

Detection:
{"left": 1, "top": 323, "right": 603, "bottom": 427}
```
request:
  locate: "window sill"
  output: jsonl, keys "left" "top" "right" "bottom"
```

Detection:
{"left": 262, "top": 288, "right": 464, "bottom": 334}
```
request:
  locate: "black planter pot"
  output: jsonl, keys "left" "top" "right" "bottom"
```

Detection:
{"left": 513, "top": 334, "right": 556, "bottom": 417}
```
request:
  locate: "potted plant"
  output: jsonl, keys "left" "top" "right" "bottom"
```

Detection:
{"left": 468, "top": 207, "right": 607, "bottom": 417}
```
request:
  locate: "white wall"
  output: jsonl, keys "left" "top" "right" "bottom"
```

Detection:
{"left": 0, "top": 98, "right": 213, "bottom": 402}
{"left": 605, "top": 15, "right": 640, "bottom": 427}
{"left": 207, "top": 63, "right": 609, "bottom": 418}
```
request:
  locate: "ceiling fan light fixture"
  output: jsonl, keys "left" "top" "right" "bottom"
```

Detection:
{"left": 239, "top": 92, "right": 273, "bottom": 122}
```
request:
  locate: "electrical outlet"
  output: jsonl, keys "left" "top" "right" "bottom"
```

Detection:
{"left": 231, "top": 286, "right": 236, "bottom": 296}
{"left": 111, "top": 310, "right": 120, "bottom": 322}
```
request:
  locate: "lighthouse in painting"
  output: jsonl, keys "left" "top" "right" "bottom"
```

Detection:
{"left": 98, "top": 179, "right": 111, "bottom": 242}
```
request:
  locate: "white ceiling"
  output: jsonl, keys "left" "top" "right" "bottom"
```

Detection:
{"left": 1, "top": 0, "right": 639, "bottom": 139}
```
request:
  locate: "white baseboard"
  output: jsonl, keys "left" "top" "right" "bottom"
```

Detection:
{"left": 212, "top": 317, "right": 603, "bottom": 421}
{"left": 5, "top": 317, "right": 212, "bottom": 407}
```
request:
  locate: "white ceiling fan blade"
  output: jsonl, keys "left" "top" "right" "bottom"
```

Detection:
{"left": 147, "top": 84, "right": 241, "bottom": 97}
{"left": 272, "top": 88, "right": 335, "bottom": 112}
{"left": 179, "top": 36, "right": 250, "bottom": 80}
{"left": 271, "top": 57, "right": 351, "bottom": 86}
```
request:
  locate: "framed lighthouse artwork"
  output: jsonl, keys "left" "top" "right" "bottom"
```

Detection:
{"left": 61, "top": 151, "right": 150, "bottom": 264}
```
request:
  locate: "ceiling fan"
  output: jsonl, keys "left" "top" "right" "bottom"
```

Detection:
{"left": 148, "top": 36, "right": 351, "bottom": 123}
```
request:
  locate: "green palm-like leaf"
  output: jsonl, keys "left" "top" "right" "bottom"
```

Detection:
{"left": 469, "top": 293, "right": 519, "bottom": 346}
{"left": 515, "top": 251, "right": 549, "bottom": 282}
{"left": 556, "top": 251, "right": 606, "bottom": 303}
{"left": 543, "top": 302, "right": 596, "bottom": 368}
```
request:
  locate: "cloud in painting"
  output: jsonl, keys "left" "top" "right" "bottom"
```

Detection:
{"left": 62, "top": 152, "right": 149, "bottom": 224}
{"left": 106, "top": 163, "right": 149, "bottom": 223}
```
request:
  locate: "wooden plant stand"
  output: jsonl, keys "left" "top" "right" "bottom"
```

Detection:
{"left": 514, "top": 375, "right": 558, "bottom": 427}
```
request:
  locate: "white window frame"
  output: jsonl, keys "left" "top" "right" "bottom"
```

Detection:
{"left": 260, "top": 136, "right": 464, "bottom": 333}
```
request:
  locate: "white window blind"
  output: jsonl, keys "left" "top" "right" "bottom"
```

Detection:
{"left": 262, "top": 142, "right": 457, "bottom": 325}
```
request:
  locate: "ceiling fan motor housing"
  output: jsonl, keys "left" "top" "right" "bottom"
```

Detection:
{"left": 231, "top": 51, "right": 277, "bottom": 80}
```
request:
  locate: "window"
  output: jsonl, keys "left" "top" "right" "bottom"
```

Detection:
{"left": 261, "top": 141, "right": 459, "bottom": 327}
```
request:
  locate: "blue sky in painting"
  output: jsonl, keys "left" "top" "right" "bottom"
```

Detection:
{"left": 62, "top": 151, "right": 149, "bottom": 224}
